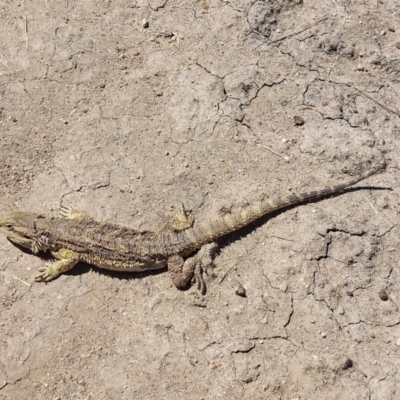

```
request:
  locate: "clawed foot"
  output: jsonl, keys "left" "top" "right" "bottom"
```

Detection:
{"left": 35, "top": 263, "right": 61, "bottom": 282}
{"left": 60, "top": 206, "right": 92, "bottom": 220}
{"left": 168, "top": 243, "right": 217, "bottom": 295}
{"left": 172, "top": 203, "right": 194, "bottom": 231}
{"left": 35, "top": 257, "right": 79, "bottom": 282}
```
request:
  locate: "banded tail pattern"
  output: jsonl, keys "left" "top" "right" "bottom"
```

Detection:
{"left": 182, "top": 163, "right": 385, "bottom": 247}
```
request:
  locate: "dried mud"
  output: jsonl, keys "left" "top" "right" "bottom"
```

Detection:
{"left": 1, "top": 1, "right": 400, "bottom": 399}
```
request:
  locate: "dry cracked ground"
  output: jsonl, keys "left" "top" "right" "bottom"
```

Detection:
{"left": 1, "top": 1, "right": 400, "bottom": 399}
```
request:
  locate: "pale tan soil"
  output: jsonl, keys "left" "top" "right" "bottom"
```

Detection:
{"left": 1, "top": 1, "right": 400, "bottom": 399}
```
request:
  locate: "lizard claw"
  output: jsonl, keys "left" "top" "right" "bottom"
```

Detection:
{"left": 59, "top": 206, "right": 92, "bottom": 220}
{"left": 193, "top": 265, "right": 206, "bottom": 295}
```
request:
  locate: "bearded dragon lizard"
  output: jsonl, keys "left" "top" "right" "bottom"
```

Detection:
{"left": 0, "top": 163, "right": 385, "bottom": 294}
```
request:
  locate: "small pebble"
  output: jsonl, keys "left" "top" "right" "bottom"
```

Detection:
{"left": 343, "top": 358, "right": 353, "bottom": 370}
{"left": 293, "top": 116, "right": 304, "bottom": 126}
{"left": 235, "top": 283, "right": 246, "bottom": 297}
{"left": 337, "top": 305, "right": 345, "bottom": 315}
{"left": 379, "top": 289, "right": 389, "bottom": 301}
{"left": 279, "top": 282, "right": 288, "bottom": 292}
{"left": 142, "top": 19, "right": 149, "bottom": 28}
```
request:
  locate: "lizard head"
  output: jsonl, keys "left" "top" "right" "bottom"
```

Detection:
{"left": 0, "top": 212, "right": 44, "bottom": 253}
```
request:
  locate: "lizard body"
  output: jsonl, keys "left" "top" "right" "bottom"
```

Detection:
{"left": 0, "top": 163, "right": 385, "bottom": 293}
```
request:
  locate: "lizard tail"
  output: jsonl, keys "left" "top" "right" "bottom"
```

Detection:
{"left": 183, "top": 162, "right": 386, "bottom": 247}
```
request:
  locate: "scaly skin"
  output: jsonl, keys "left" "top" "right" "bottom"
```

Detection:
{"left": 0, "top": 163, "right": 385, "bottom": 293}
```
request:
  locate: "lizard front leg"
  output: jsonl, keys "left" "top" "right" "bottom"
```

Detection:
{"left": 59, "top": 206, "right": 93, "bottom": 220}
{"left": 35, "top": 248, "right": 80, "bottom": 282}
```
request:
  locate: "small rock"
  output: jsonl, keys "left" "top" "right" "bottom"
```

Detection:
{"left": 337, "top": 305, "right": 345, "bottom": 315}
{"left": 379, "top": 289, "right": 389, "bottom": 301}
{"left": 343, "top": 358, "right": 353, "bottom": 370}
{"left": 293, "top": 116, "right": 305, "bottom": 126}
{"left": 396, "top": 337, "right": 400, "bottom": 346}
{"left": 235, "top": 283, "right": 247, "bottom": 297}
{"left": 388, "top": 26, "right": 395, "bottom": 32}
{"left": 279, "top": 282, "right": 288, "bottom": 292}
{"left": 142, "top": 19, "right": 149, "bottom": 28}
{"left": 356, "top": 64, "right": 364, "bottom": 71}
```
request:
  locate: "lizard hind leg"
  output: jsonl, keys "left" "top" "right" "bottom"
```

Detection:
{"left": 168, "top": 243, "right": 217, "bottom": 295}
{"left": 59, "top": 206, "right": 93, "bottom": 220}
{"left": 168, "top": 254, "right": 196, "bottom": 288}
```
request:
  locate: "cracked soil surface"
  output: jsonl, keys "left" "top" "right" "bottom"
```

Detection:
{"left": 1, "top": 1, "right": 400, "bottom": 399}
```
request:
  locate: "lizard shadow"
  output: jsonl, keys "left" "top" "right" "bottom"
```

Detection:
{"left": 70, "top": 265, "right": 165, "bottom": 281}
{"left": 82, "top": 185, "right": 391, "bottom": 287}
{"left": 82, "top": 186, "right": 390, "bottom": 286}
{"left": 64, "top": 262, "right": 166, "bottom": 282}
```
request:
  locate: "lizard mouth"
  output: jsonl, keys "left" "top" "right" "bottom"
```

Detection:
{"left": 6, "top": 234, "right": 35, "bottom": 251}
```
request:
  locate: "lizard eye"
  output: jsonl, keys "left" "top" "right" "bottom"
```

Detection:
{"left": 6, "top": 224, "right": 13, "bottom": 229}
